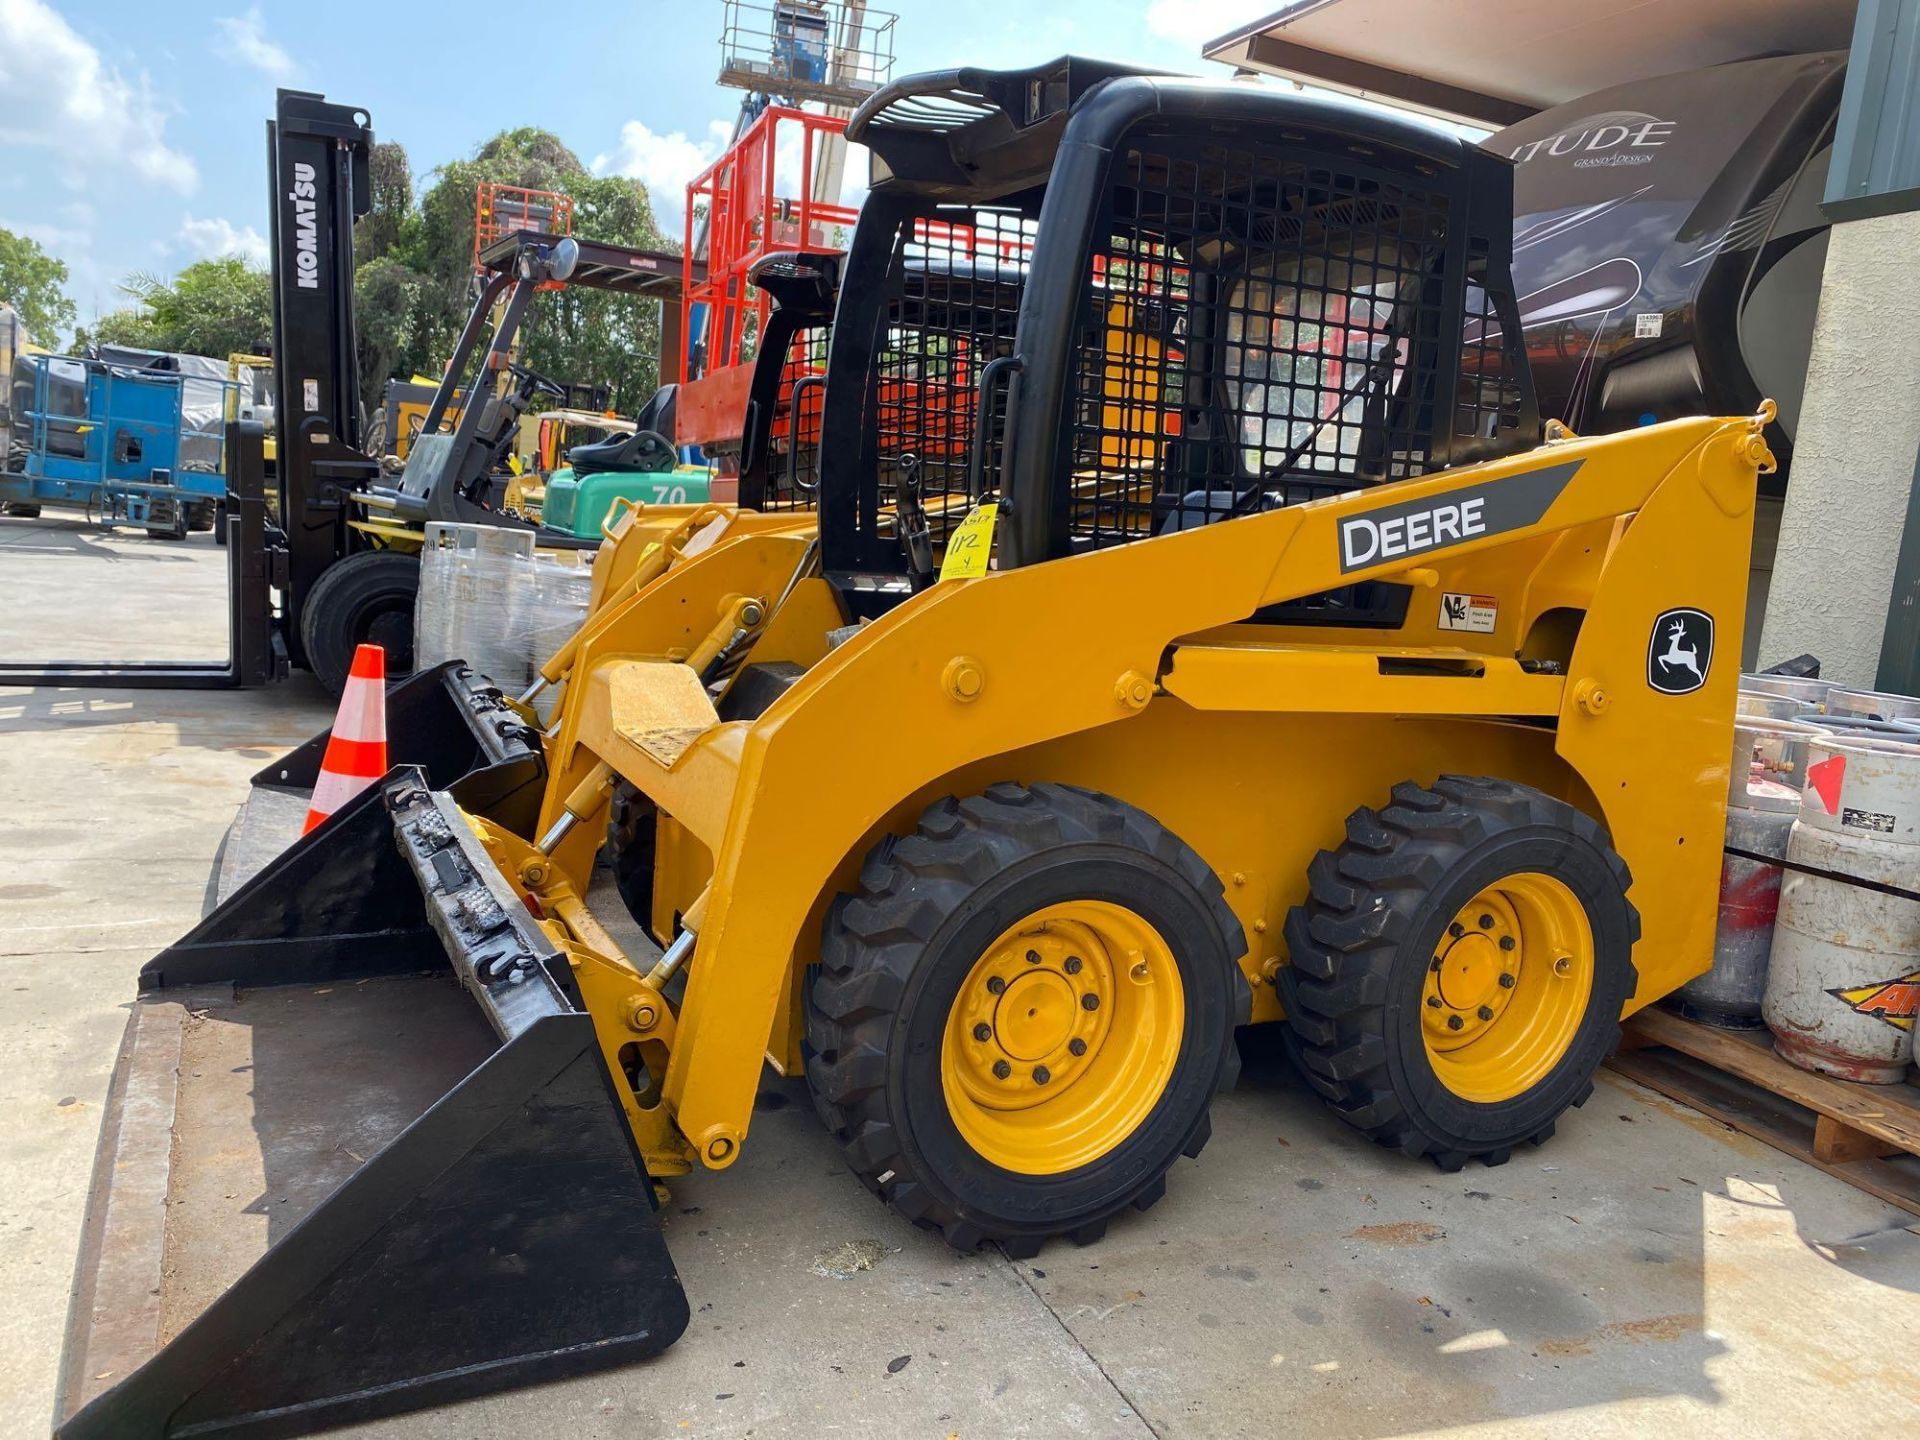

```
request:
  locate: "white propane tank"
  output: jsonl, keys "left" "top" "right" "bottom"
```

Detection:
{"left": 1677, "top": 719, "right": 1821, "bottom": 1027}
{"left": 1825, "top": 688, "right": 1920, "bottom": 724}
{"left": 1763, "top": 732, "right": 1920, "bottom": 1083}
{"left": 1736, "top": 690, "right": 1809, "bottom": 721}
{"left": 1740, "top": 673, "right": 1834, "bottom": 711}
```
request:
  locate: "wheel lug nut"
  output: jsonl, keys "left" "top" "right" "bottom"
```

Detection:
{"left": 1069, "top": 1038, "right": 1087, "bottom": 1056}
{"left": 1477, "top": 1005, "right": 1495, "bottom": 1021}
{"left": 1033, "top": 1065, "right": 1051, "bottom": 1084}
{"left": 1448, "top": 922, "right": 1465, "bottom": 938}
{"left": 1064, "top": 956, "right": 1082, "bottom": 974}
{"left": 992, "top": 1060, "right": 1011, "bottom": 1079}
{"left": 987, "top": 976, "right": 1006, "bottom": 995}
{"left": 1426, "top": 995, "right": 1442, "bottom": 1009}
{"left": 1497, "top": 973, "right": 1515, "bottom": 989}
{"left": 1026, "top": 949, "right": 1042, "bottom": 965}
{"left": 1447, "top": 1014, "right": 1464, "bottom": 1031}
{"left": 1081, "top": 994, "right": 1100, "bottom": 1011}
{"left": 1499, "top": 935, "right": 1516, "bottom": 951}
{"left": 973, "top": 1023, "right": 993, "bottom": 1041}
{"left": 1429, "top": 958, "right": 1442, "bottom": 973}
{"left": 1478, "top": 914, "right": 1494, "bottom": 929}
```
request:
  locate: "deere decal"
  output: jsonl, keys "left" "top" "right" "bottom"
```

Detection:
{"left": 1828, "top": 969, "right": 1920, "bottom": 1032}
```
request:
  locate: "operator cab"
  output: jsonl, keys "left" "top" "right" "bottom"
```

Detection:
{"left": 819, "top": 57, "right": 1539, "bottom": 616}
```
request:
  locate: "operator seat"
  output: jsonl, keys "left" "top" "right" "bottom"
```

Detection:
{"left": 567, "top": 385, "right": 678, "bottom": 477}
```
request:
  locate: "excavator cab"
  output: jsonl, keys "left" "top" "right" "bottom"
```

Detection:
{"left": 60, "top": 56, "right": 1773, "bottom": 1440}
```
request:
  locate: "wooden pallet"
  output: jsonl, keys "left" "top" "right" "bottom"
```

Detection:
{"left": 1607, "top": 1006, "right": 1920, "bottom": 1217}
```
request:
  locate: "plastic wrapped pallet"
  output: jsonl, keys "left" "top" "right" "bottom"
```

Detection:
{"left": 518, "top": 550, "right": 593, "bottom": 722}
{"left": 415, "top": 523, "right": 539, "bottom": 689}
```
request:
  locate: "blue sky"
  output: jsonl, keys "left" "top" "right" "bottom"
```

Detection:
{"left": 0, "top": 0, "right": 1280, "bottom": 339}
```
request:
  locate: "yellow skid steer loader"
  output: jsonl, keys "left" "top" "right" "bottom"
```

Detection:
{"left": 60, "top": 57, "right": 1772, "bottom": 1439}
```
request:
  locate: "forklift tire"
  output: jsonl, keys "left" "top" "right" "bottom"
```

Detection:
{"left": 187, "top": 502, "right": 215, "bottom": 533}
{"left": 2, "top": 502, "right": 40, "bottom": 518}
{"left": 1279, "top": 776, "right": 1639, "bottom": 1171}
{"left": 213, "top": 498, "right": 229, "bottom": 546}
{"left": 808, "top": 782, "right": 1248, "bottom": 1258}
{"left": 299, "top": 549, "right": 420, "bottom": 695}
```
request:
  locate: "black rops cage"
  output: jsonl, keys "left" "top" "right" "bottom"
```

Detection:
{"left": 827, "top": 59, "right": 1539, "bottom": 603}
{"left": 736, "top": 251, "right": 840, "bottom": 512}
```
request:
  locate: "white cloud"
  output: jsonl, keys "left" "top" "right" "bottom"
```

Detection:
{"left": 215, "top": 7, "right": 292, "bottom": 77}
{"left": 0, "top": 0, "right": 196, "bottom": 193}
{"left": 1144, "top": 0, "right": 1271, "bottom": 46}
{"left": 592, "top": 118, "right": 734, "bottom": 237}
{"left": 593, "top": 115, "right": 870, "bottom": 242}
{"left": 178, "top": 214, "right": 269, "bottom": 266}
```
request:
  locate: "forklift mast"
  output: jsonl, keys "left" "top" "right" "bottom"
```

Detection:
{"left": 265, "top": 89, "right": 381, "bottom": 672}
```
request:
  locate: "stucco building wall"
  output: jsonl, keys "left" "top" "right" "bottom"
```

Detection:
{"left": 1758, "top": 207, "right": 1920, "bottom": 684}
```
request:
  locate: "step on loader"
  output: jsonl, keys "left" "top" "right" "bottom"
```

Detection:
{"left": 59, "top": 56, "right": 1774, "bottom": 1439}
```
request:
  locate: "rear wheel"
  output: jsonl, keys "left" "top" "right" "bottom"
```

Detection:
{"left": 186, "top": 501, "right": 215, "bottom": 533}
{"left": 807, "top": 783, "right": 1248, "bottom": 1256}
{"left": 146, "top": 498, "right": 188, "bottom": 541}
{"left": 1280, "top": 776, "right": 1638, "bottom": 1170}
{"left": 299, "top": 550, "right": 419, "bottom": 695}
{"left": 2, "top": 502, "right": 40, "bottom": 518}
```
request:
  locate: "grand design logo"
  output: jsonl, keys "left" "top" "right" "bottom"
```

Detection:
{"left": 1508, "top": 111, "right": 1677, "bottom": 170}
{"left": 1337, "top": 460, "right": 1582, "bottom": 573}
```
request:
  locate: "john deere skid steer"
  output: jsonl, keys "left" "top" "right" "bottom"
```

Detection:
{"left": 59, "top": 57, "right": 1773, "bottom": 1439}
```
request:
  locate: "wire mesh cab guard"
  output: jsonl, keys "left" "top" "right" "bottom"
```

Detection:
{"left": 822, "top": 57, "right": 1539, "bottom": 613}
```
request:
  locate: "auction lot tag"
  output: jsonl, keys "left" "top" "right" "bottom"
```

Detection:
{"left": 940, "top": 501, "right": 999, "bottom": 580}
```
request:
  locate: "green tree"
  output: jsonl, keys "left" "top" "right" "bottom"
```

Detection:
{"left": 81, "top": 258, "right": 272, "bottom": 359}
{"left": 357, "top": 140, "right": 418, "bottom": 266}
{"left": 354, "top": 258, "right": 421, "bottom": 412}
{"left": 0, "top": 227, "right": 78, "bottom": 348}
{"left": 411, "top": 129, "right": 672, "bottom": 412}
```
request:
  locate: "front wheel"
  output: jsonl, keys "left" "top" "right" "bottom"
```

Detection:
{"left": 807, "top": 783, "right": 1248, "bottom": 1257}
{"left": 1280, "top": 775, "right": 1639, "bottom": 1170}
{"left": 299, "top": 550, "right": 420, "bottom": 695}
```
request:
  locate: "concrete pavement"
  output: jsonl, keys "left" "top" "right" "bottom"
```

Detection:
{"left": 2, "top": 515, "right": 1916, "bottom": 1439}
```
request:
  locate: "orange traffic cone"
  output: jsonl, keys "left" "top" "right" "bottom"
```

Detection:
{"left": 302, "top": 644, "right": 389, "bottom": 834}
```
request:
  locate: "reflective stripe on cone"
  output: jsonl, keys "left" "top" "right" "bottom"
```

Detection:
{"left": 302, "top": 644, "right": 389, "bottom": 834}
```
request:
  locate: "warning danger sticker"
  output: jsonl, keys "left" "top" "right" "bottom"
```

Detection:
{"left": 1438, "top": 592, "right": 1498, "bottom": 633}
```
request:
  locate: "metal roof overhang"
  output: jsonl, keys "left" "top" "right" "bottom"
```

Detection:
{"left": 476, "top": 231, "right": 703, "bottom": 299}
{"left": 1202, "top": 0, "right": 1858, "bottom": 128}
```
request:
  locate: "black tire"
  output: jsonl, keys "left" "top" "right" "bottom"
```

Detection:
{"left": 3, "top": 502, "right": 40, "bottom": 518}
{"left": 299, "top": 550, "right": 420, "bottom": 695}
{"left": 213, "top": 498, "right": 229, "bottom": 546}
{"left": 807, "top": 782, "right": 1250, "bottom": 1257}
{"left": 1280, "top": 775, "right": 1639, "bottom": 1171}
{"left": 186, "top": 502, "right": 215, "bottom": 533}
{"left": 364, "top": 408, "right": 388, "bottom": 460}
{"left": 146, "top": 514, "right": 188, "bottom": 542}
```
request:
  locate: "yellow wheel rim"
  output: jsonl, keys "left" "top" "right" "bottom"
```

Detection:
{"left": 1421, "top": 873, "right": 1594, "bottom": 1104}
{"left": 941, "top": 900, "right": 1185, "bottom": 1175}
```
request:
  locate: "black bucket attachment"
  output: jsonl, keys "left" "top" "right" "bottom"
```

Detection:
{"left": 249, "top": 662, "right": 547, "bottom": 838}
{"left": 57, "top": 769, "right": 689, "bottom": 1440}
